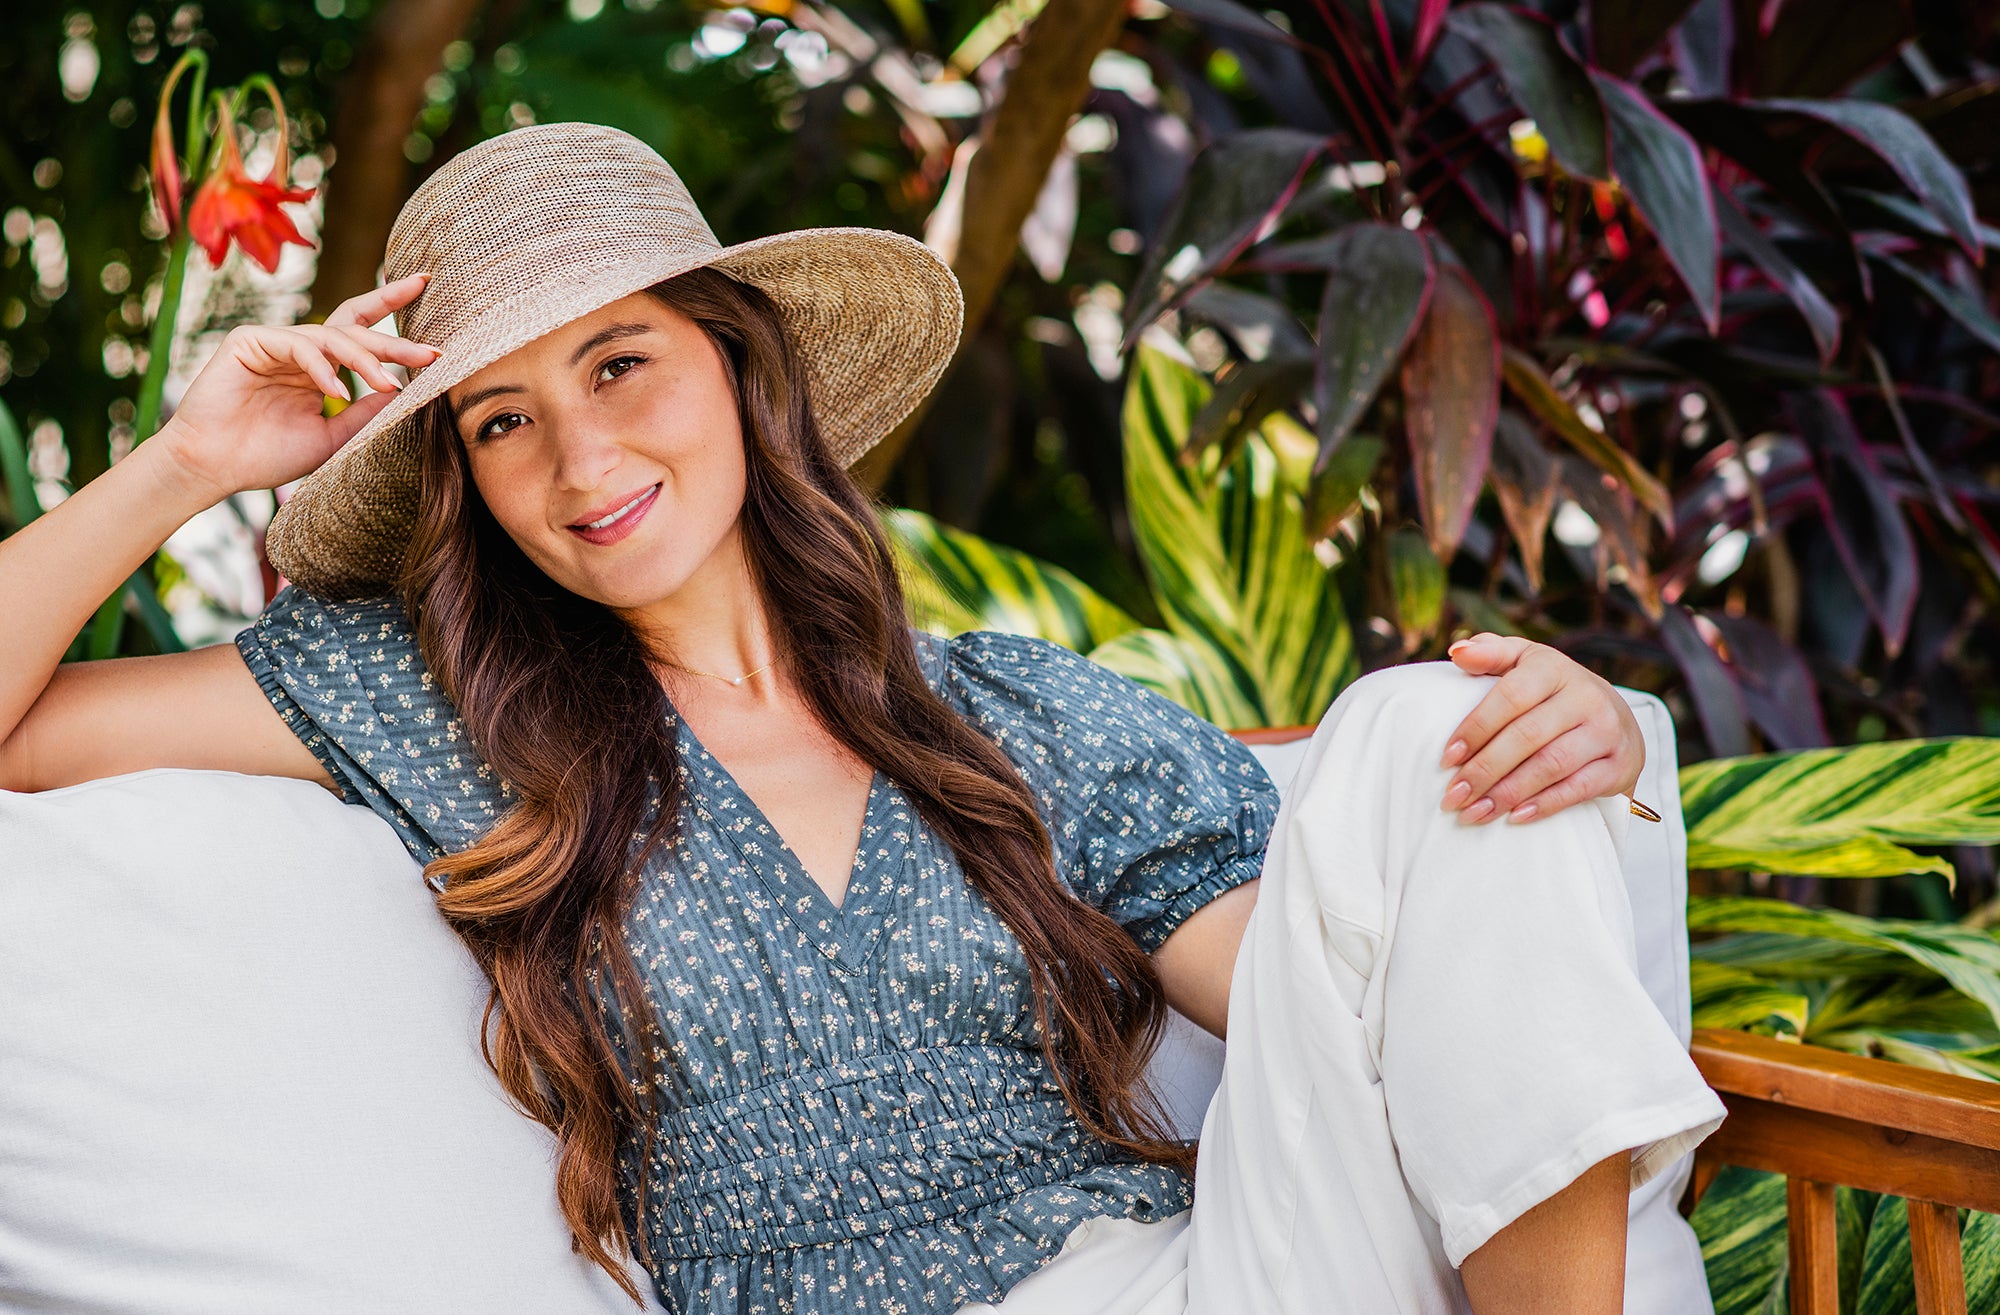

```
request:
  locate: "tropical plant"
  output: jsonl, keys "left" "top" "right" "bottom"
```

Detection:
{"left": 893, "top": 340, "right": 1360, "bottom": 726}
{"left": 1094, "top": 0, "right": 2000, "bottom": 779}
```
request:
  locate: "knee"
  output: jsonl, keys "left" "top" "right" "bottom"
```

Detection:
{"left": 1285, "top": 662, "right": 1500, "bottom": 807}
{"left": 1319, "top": 661, "right": 1493, "bottom": 750}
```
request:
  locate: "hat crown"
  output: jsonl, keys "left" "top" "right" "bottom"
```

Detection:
{"left": 382, "top": 123, "right": 722, "bottom": 351}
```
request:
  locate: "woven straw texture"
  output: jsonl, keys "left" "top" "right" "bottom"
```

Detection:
{"left": 264, "top": 122, "right": 964, "bottom": 598}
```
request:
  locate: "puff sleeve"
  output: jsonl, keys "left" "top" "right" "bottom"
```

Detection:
{"left": 937, "top": 630, "right": 1279, "bottom": 952}
{"left": 233, "top": 583, "right": 510, "bottom": 871}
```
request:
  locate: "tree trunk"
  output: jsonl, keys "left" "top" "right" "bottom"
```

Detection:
{"left": 309, "top": 0, "right": 488, "bottom": 322}
{"left": 852, "top": 0, "right": 1129, "bottom": 487}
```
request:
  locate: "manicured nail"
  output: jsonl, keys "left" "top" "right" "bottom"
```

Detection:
{"left": 1461, "top": 797, "right": 1495, "bottom": 824}
{"left": 1509, "top": 803, "right": 1537, "bottom": 823}
{"left": 330, "top": 378, "right": 351, "bottom": 401}
{"left": 1448, "top": 638, "right": 1472, "bottom": 655}
{"left": 1440, "top": 738, "right": 1467, "bottom": 767}
{"left": 1441, "top": 779, "right": 1472, "bottom": 810}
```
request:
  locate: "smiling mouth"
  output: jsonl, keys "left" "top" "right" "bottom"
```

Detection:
{"left": 567, "top": 483, "right": 661, "bottom": 542}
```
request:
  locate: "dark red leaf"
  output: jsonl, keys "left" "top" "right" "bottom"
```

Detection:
{"left": 1400, "top": 261, "right": 1499, "bottom": 560}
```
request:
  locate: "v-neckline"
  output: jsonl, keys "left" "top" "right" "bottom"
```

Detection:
{"left": 668, "top": 708, "right": 902, "bottom": 973}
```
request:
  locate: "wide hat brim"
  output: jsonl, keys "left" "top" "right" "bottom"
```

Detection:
{"left": 264, "top": 135, "right": 962, "bottom": 599}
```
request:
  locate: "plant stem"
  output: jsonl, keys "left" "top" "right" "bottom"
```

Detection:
{"left": 133, "top": 233, "right": 190, "bottom": 445}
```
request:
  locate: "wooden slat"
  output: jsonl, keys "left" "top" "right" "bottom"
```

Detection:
{"left": 1787, "top": 1178, "right": 1840, "bottom": 1315}
{"left": 1703, "top": 1092, "right": 2000, "bottom": 1214}
{"left": 1908, "top": 1200, "right": 1967, "bottom": 1315}
{"left": 1230, "top": 725, "right": 1316, "bottom": 745}
{"left": 1692, "top": 1028, "right": 2000, "bottom": 1152}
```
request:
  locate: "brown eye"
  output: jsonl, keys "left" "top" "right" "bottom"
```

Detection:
{"left": 598, "top": 354, "right": 644, "bottom": 383}
{"left": 475, "top": 412, "right": 526, "bottom": 442}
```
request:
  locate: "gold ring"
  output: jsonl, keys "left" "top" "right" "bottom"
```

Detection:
{"left": 1627, "top": 794, "right": 1662, "bottom": 823}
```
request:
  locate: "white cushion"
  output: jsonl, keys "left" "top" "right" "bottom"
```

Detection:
{"left": 0, "top": 767, "right": 663, "bottom": 1315}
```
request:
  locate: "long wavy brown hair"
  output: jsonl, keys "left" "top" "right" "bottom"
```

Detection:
{"left": 394, "top": 266, "right": 1188, "bottom": 1302}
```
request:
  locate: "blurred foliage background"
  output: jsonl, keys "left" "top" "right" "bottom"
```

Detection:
{"left": 7, "top": 0, "right": 2000, "bottom": 1304}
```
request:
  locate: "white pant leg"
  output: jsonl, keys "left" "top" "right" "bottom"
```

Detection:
{"left": 972, "top": 662, "right": 1724, "bottom": 1315}
{"left": 1185, "top": 662, "right": 1724, "bottom": 1314}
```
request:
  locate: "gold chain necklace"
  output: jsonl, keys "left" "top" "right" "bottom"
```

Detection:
{"left": 664, "top": 655, "right": 780, "bottom": 687}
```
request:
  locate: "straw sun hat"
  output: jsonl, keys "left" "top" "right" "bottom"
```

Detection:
{"left": 263, "top": 121, "right": 965, "bottom": 598}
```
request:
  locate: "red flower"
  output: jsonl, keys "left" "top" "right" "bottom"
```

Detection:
{"left": 187, "top": 127, "right": 315, "bottom": 274}
{"left": 148, "top": 52, "right": 200, "bottom": 238}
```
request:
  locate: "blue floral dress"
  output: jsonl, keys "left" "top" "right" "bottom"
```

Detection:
{"left": 235, "top": 585, "right": 1279, "bottom": 1314}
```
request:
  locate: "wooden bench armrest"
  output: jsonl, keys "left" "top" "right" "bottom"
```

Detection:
{"left": 1691, "top": 1026, "right": 2000, "bottom": 1151}
{"left": 1686, "top": 1028, "right": 2000, "bottom": 1315}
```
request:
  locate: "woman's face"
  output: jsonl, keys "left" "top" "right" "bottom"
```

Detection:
{"left": 443, "top": 290, "right": 748, "bottom": 613}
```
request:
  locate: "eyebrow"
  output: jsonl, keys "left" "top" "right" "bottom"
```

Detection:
{"left": 449, "top": 322, "right": 660, "bottom": 416}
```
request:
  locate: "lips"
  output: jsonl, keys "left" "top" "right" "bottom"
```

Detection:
{"left": 567, "top": 482, "right": 660, "bottom": 546}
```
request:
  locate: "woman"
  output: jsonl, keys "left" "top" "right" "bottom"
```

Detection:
{"left": 0, "top": 124, "right": 1721, "bottom": 1314}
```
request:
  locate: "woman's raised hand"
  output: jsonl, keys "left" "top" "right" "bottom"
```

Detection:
{"left": 1438, "top": 633, "right": 1646, "bottom": 825}
{"left": 156, "top": 272, "right": 440, "bottom": 505}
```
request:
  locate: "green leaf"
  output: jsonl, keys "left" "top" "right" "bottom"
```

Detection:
{"left": 1122, "top": 129, "right": 1330, "bottom": 351}
{"left": 1680, "top": 737, "right": 2000, "bottom": 883}
{"left": 1305, "top": 434, "right": 1384, "bottom": 540}
{"left": 1310, "top": 222, "right": 1434, "bottom": 464}
{"left": 1186, "top": 356, "right": 1316, "bottom": 469}
{"left": 1858, "top": 1196, "right": 2000, "bottom": 1315}
{"left": 1687, "top": 896, "right": 2000, "bottom": 1031}
{"left": 882, "top": 506, "right": 1141, "bottom": 652}
{"left": 1123, "top": 343, "right": 1358, "bottom": 726}
{"left": 1690, "top": 959, "right": 1809, "bottom": 1038}
{"left": 1386, "top": 525, "right": 1444, "bottom": 650}
{"left": 1446, "top": 4, "right": 1609, "bottom": 180}
{"left": 1499, "top": 346, "right": 1673, "bottom": 526}
{"left": 1696, "top": 1167, "right": 1873, "bottom": 1315}
{"left": 1757, "top": 98, "right": 1982, "bottom": 262}
{"left": 1718, "top": 193, "right": 1841, "bottom": 365}
{"left": 0, "top": 394, "right": 39, "bottom": 533}
{"left": 1692, "top": 1166, "right": 1791, "bottom": 1315}
{"left": 1594, "top": 71, "right": 1721, "bottom": 334}
{"left": 1399, "top": 262, "right": 1498, "bottom": 561}
{"left": 1087, "top": 627, "right": 1263, "bottom": 729}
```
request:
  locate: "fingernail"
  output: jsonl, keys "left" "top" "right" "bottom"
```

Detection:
{"left": 1461, "top": 798, "right": 1495, "bottom": 824}
{"left": 331, "top": 379, "right": 351, "bottom": 401}
{"left": 1509, "top": 803, "right": 1537, "bottom": 823}
{"left": 1440, "top": 738, "right": 1467, "bottom": 767}
{"left": 1448, "top": 638, "right": 1472, "bottom": 654}
{"left": 1441, "top": 779, "right": 1471, "bottom": 810}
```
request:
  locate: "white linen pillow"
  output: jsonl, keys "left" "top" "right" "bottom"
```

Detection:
{"left": 0, "top": 767, "right": 664, "bottom": 1315}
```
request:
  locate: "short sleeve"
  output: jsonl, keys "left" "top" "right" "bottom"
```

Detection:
{"left": 234, "top": 583, "right": 509, "bottom": 871}
{"left": 938, "top": 630, "right": 1278, "bottom": 953}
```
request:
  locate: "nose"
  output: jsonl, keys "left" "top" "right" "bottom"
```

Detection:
{"left": 547, "top": 413, "right": 625, "bottom": 502}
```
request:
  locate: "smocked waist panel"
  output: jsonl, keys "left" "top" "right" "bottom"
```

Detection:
{"left": 637, "top": 1043, "right": 1118, "bottom": 1259}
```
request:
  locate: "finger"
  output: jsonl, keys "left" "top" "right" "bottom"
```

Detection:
{"left": 267, "top": 336, "right": 349, "bottom": 401}
{"left": 1439, "top": 654, "right": 1562, "bottom": 769}
{"left": 1442, "top": 687, "right": 1574, "bottom": 811}
{"left": 1446, "top": 632, "right": 1531, "bottom": 676}
{"left": 318, "top": 322, "right": 441, "bottom": 370}
{"left": 1500, "top": 752, "right": 1630, "bottom": 825}
{"left": 324, "top": 272, "right": 430, "bottom": 329}
{"left": 325, "top": 387, "right": 399, "bottom": 445}
{"left": 1468, "top": 723, "right": 1619, "bottom": 821}
{"left": 307, "top": 325, "right": 411, "bottom": 394}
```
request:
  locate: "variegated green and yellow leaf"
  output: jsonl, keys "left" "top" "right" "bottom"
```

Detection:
{"left": 1689, "top": 960, "right": 1809, "bottom": 1037}
{"left": 1086, "top": 627, "right": 1264, "bottom": 730}
{"left": 1680, "top": 737, "right": 2000, "bottom": 883}
{"left": 883, "top": 507, "right": 1142, "bottom": 652}
{"left": 1123, "top": 343, "right": 1356, "bottom": 726}
{"left": 1688, "top": 897, "right": 2000, "bottom": 1030}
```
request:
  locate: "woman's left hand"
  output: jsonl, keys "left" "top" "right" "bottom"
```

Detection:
{"left": 1437, "top": 632, "right": 1643, "bottom": 825}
